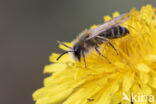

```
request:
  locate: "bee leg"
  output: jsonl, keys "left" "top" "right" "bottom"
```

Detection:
{"left": 81, "top": 51, "right": 87, "bottom": 68}
{"left": 95, "top": 46, "right": 111, "bottom": 63}
{"left": 96, "top": 36, "right": 118, "bottom": 55}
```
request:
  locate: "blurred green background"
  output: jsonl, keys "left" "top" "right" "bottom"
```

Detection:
{"left": 0, "top": 0, "right": 155, "bottom": 104}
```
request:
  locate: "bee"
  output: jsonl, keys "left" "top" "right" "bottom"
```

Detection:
{"left": 57, "top": 13, "right": 129, "bottom": 67}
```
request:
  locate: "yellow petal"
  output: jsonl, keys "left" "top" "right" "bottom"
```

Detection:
{"left": 141, "top": 84, "right": 152, "bottom": 95}
{"left": 122, "top": 73, "right": 134, "bottom": 92}
{"left": 104, "top": 15, "right": 111, "bottom": 22}
{"left": 44, "top": 63, "right": 67, "bottom": 73}
{"left": 139, "top": 72, "right": 149, "bottom": 84}
{"left": 63, "top": 81, "right": 103, "bottom": 104}
{"left": 145, "top": 54, "right": 156, "bottom": 62}
{"left": 136, "top": 63, "right": 150, "bottom": 72}
{"left": 90, "top": 25, "right": 97, "bottom": 29}
{"left": 149, "top": 71, "right": 156, "bottom": 88}
{"left": 113, "top": 11, "right": 120, "bottom": 17}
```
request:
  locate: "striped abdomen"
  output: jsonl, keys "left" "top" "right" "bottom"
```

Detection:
{"left": 99, "top": 25, "right": 129, "bottom": 39}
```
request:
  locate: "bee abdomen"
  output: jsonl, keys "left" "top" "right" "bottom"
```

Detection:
{"left": 99, "top": 25, "right": 129, "bottom": 39}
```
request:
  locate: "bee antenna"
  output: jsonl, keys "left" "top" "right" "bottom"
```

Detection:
{"left": 57, "top": 41, "right": 72, "bottom": 49}
{"left": 56, "top": 51, "right": 74, "bottom": 61}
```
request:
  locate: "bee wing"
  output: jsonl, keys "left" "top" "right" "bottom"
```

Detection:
{"left": 86, "top": 13, "right": 129, "bottom": 40}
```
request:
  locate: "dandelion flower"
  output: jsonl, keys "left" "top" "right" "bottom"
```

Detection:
{"left": 33, "top": 4, "right": 156, "bottom": 104}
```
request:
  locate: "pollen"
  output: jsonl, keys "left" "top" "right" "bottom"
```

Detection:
{"left": 33, "top": 4, "right": 156, "bottom": 104}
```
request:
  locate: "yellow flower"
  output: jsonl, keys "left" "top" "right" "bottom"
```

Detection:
{"left": 33, "top": 4, "right": 156, "bottom": 104}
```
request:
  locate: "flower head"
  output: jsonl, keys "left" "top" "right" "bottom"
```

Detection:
{"left": 33, "top": 5, "right": 156, "bottom": 104}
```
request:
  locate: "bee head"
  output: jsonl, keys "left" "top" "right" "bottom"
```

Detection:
{"left": 56, "top": 41, "right": 83, "bottom": 61}
{"left": 57, "top": 41, "right": 81, "bottom": 61}
{"left": 73, "top": 43, "right": 81, "bottom": 61}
